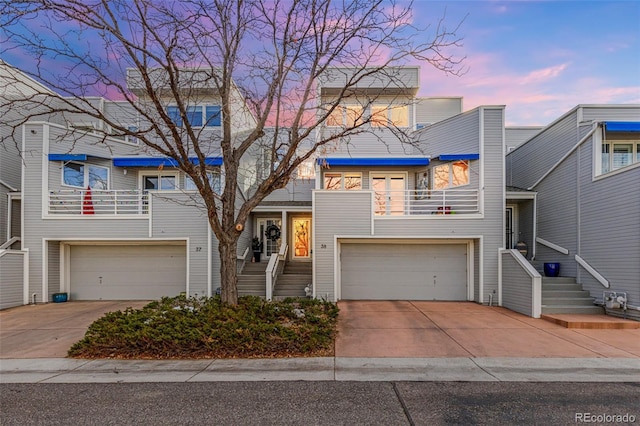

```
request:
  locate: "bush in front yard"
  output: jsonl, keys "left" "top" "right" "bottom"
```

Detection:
{"left": 68, "top": 296, "right": 339, "bottom": 359}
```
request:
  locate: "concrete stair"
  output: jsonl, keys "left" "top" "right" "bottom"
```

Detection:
{"left": 237, "top": 262, "right": 267, "bottom": 297}
{"left": 541, "top": 277, "right": 604, "bottom": 315}
{"left": 274, "top": 262, "right": 312, "bottom": 299}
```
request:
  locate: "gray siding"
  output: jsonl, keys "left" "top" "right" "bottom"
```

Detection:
{"left": 507, "top": 110, "right": 578, "bottom": 189}
{"left": 10, "top": 199, "right": 21, "bottom": 239}
{"left": 534, "top": 153, "right": 577, "bottom": 276}
{"left": 0, "top": 187, "right": 7, "bottom": 244}
{"left": 577, "top": 133, "right": 640, "bottom": 305}
{"left": 47, "top": 241, "right": 60, "bottom": 300}
{"left": 151, "top": 194, "right": 210, "bottom": 297}
{"left": 263, "top": 179, "right": 314, "bottom": 202}
{"left": 313, "top": 191, "right": 372, "bottom": 300}
{"left": 414, "top": 98, "right": 463, "bottom": 126}
{"left": 0, "top": 251, "right": 25, "bottom": 309}
{"left": 505, "top": 127, "right": 543, "bottom": 152}
{"left": 501, "top": 251, "right": 535, "bottom": 316}
{"left": 414, "top": 108, "right": 480, "bottom": 155}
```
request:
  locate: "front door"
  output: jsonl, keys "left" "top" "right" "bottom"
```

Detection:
{"left": 371, "top": 173, "right": 406, "bottom": 215}
{"left": 257, "top": 218, "right": 282, "bottom": 258}
{"left": 292, "top": 217, "right": 312, "bottom": 259}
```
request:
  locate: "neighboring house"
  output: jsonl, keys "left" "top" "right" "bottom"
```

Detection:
{"left": 505, "top": 104, "right": 640, "bottom": 319}
{"left": 505, "top": 126, "right": 544, "bottom": 153}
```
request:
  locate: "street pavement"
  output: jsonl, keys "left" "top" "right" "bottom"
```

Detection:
{"left": 1, "top": 382, "right": 639, "bottom": 425}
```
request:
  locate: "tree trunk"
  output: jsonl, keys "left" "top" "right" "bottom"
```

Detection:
{"left": 219, "top": 237, "right": 239, "bottom": 305}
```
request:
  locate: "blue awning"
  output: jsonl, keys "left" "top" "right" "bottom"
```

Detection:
{"left": 437, "top": 154, "right": 479, "bottom": 161}
{"left": 48, "top": 154, "right": 89, "bottom": 161}
{"left": 317, "top": 157, "right": 430, "bottom": 167}
{"left": 112, "top": 157, "right": 223, "bottom": 167}
{"left": 604, "top": 122, "right": 640, "bottom": 132}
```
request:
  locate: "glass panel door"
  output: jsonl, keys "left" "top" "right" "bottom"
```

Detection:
{"left": 257, "top": 218, "right": 281, "bottom": 258}
{"left": 292, "top": 217, "right": 311, "bottom": 259}
{"left": 372, "top": 174, "right": 405, "bottom": 215}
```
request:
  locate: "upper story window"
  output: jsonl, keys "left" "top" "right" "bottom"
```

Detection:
{"left": 432, "top": 161, "right": 469, "bottom": 190}
{"left": 62, "top": 162, "right": 109, "bottom": 190}
{"left": 167, "top": 105, "right": 221, "bottom": 128}
{"left": 371, "top": 104, "right": 409, "bottom": 128}
{"left": 326, "top": 105, "right": 363, "bottom": 127}
{"left": 601, "top": 141, "right": 640, "bottom": 174}
{"left": 141, "top": 173, "right": 178, "bottom": 191}
{"left": 296, "top": 160, "right": 316, "bottom": 179}
{"left": 323, "top": 172, "right": 362, "bottom": 190}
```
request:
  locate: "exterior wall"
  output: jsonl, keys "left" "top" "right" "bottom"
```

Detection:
{"left": 320, "top": 67, "right": 420, "bottom": 92}
{"left": 501, "top": 251, "right": 536, "bottom": 316}
{"left": 0, "top": 251, "right": 26, "bottom": 310}
{"left": 313, "top": 106, "right": 506, "bottom": 302}
{"left": 414, "top": 98, "right": 463, "bottom": 127}
{"left": 263, "top": 179, "right": 314, "bottom": 202}
{"left": 505, "top": 127, "right": 543, "bottom": 153}
{"left": 507, "top": 105, "right": 640, "bottom": 308}
{"left": 313, "top": 191, "right": 373, "bottom": 299}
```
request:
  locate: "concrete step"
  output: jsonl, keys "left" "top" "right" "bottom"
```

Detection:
{"left": 542, "top": 283, "right": 584, "bottom": 291}
{"left": 542, "top": 297, "right": 597, "bottom": 306}
{"left": 541, "top": 305, "right": 604, "bottom": 315}
{"left": 541, "top": 277, "right": 577, "bottom": 284}
{"left": 542, "top": 290, "right": 591, "bottom": 298}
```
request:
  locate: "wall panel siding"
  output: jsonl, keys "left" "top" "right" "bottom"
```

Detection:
{"left": 47, "top": 241, "right": 60, "bottom": 300}
{"left": 0, "top": 251, "right": 25, "bottom": 310}
{"left": 507, "top": 111, "right": 578, "bottom": 189}
{"left": 414, "top": 108, "right": 480, "bottom": 155}
{"left": 501, "top": 252, "right": 534, "bottom": 316}
{"left": 414, "top": 98, "right": 463, "bottom": 126}
{"left": 151, "top": 194, "right": 210, "bottom": 297}
{"left": 577, "top": 136, "right": 640, "bottom": 305}
{"left": 533, "top": 153, "right": 578, "bottom": 276}
{"left": 313, "top": 191, "right": 372, "bottom": 300}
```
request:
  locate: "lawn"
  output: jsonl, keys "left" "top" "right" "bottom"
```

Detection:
{"left": 68, "top": 296, "right": 339, "bottom": 359}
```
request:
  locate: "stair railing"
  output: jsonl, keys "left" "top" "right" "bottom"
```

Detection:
{"left": 236, "top": 246, "right": 250, "bottom": 274}
{"left": 265, "top": 243, "right": 288, "bottom": 301}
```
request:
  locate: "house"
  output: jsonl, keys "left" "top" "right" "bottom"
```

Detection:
{"left": 505, "top": 104, "right": 640, "bottom": 319}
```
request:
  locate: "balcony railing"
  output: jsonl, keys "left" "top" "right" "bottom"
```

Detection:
{"left": 373, "top": 189, "right": 479, "bottom": 216}
{"left": 48, "top": 190, "right": 149, "bottom": 215}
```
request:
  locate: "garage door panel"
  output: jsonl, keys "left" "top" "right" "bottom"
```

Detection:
{"left": 70, "top": 245, "right": 186, "bottom": 300}
{"left": 341, "top": 243, "right": 467, "bottom": 300}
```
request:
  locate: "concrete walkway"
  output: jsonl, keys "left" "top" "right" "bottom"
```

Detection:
{"left": 1, "top": 300, "right": 640, "bottom": 383}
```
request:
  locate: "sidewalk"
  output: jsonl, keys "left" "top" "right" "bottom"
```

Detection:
{"left": 2, "top": 356, "right": 640, "bottom": 383}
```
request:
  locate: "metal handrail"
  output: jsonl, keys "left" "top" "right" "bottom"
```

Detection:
{"left": 372, "top": 188, "right": 479, "bottom": 216}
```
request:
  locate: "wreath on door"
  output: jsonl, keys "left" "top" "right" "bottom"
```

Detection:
{"left": 265, "top": 224, "right": 281, "bottom": 241}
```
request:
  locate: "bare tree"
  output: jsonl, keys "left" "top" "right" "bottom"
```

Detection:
{"left": 0, "top": 0, "right": 464, "bottom": 304}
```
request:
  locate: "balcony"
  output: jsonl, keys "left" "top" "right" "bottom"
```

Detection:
{"left": 373, "top": 189, "right": 479, "bottom": 216}
{"left": 48, "top": 190, "right": 149, "bottom": 215}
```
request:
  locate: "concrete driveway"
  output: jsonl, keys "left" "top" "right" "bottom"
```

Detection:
{"left": 2, "top": 300, "right": 640, "bottom": 360}
{"left": 0, "top": 301, "right": 149, "bottom": 358}
{"left": 335, "top": 301, "right": 640, "bottom": 358}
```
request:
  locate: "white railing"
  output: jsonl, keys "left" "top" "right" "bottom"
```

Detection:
{"left": 265, "top": 243, "right": 288, "bottom": 301}
{"left": 499, "top": 249, "right": 542, "bottom": 318}
{"left": 48, "top": 190, "right": 149, "bottom": 215}
{"left": 0, "top": 237, "right": 20, "bottom": 250}
{"left": 373, "top": 189, "right": 479, "bottom": 216}
{"left": 236, "top": 247, "right": 250, "bottom": 274}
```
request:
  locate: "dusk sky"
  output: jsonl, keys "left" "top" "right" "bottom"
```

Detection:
{"left": 2, "top": 1, "right": 639, "bottom": 126}
{"left": 411, "top": 0, "right": 640, "bottom": 125}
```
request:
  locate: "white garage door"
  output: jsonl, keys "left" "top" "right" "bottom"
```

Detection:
{"left": 340, "top": 243, "right": 467, "bottom": 300}
{"left": 70, "top": 244, "right": 186, "bottom": 300}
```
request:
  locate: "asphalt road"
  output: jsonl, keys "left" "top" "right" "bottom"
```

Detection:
{"left": 1, "top": 382, "right": 639, "bottom": 425}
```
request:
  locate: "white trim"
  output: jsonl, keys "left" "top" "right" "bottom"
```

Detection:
{"left": 311, "top": 190, "right": 317, "bottom": 298}
{"left": 148, "top": 194, "right": 153, "bottom": 237}
{"left": 536, "top": 237, "right": 569, "bottom": 255}
{"left": 59, "top": 242, "right": 64, "bottom": 294}
{"left": 60, "top": 161, "right": 111, "bottom": 190}
{"left": 334, "top": 235, "right": 480, "bottom": 303}
{"left": 6, "top": 192, "right": 21, "bottom": 242}
{"left": 185, "top": 237, "right": 190, "bottom": 296}
{"left": 479, "top": 107, "right": 485, "bottom": 215}
{"left": 41, "top": 124, "right": 49, "bottom": 219}
{"left": 505, "top": 191, "right": 536, "bottom": 200}
{"left": 42, "top": 215, "right": 149, "bottom": 221}
{"left": 42, "top": 239, "right": 47, "bottom": 302}
{"left": 575, "top": 254, "right": 610, "bottom": 288}
{"left": 251, "top": 205, "right": 312, "bottom": 213}
{"left": 0, "top": 179, "right": 18, "bottom": 192}
{"left": 23, "top": 248, "right": 29, "bottom": 305}
{"left": 528, "top": 123, "right": 598, "bottom": 190}
{"left": 593, "top": 161, "right": 640, "bottom": 181}
{"left": 138, "top": 171, "right": 180, "bottom": 191}
{"left": 497, "top": 247, "right": 502, "bottom": 306}
{"left": 207, "top": 222, "right": 212, "bottom": 298}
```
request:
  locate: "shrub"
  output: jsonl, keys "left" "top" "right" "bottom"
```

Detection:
{"left": 68, "top": 296, "right": 339, "bottom": 359}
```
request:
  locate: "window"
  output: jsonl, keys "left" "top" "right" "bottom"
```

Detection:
{"left": 371, "top": 104, "right": 409, "bottom": 128}
{"left": 432, "top": 161, "right": 469, "bottom": 190}
{"left": 370, "top": 105, "right": 388, "bottom": 127}
{"left": 323, "top": 172, "right": 362, "bottom": 190}
{"left": 296, "top": 160, "right": 316, "bottom": 179}
{"left": 142, "top": 174, "right": 177, "bottom": 191}
{"left": 110, "top": 125, "right": 139, "bottom": 144}
{"left": 62, "top": 162, "right": 109, "bottom": 189}
{"left": 325, "top": 105, "right": 363, "bottom": 127}
{"left": 166, "top": 105, "right": 221, "bottom": 127}
{"left": 185, "top": 171, "right": 221, "bottom": 193}
{"left": 601, "top": 141, "right": 639, "bottom": 174}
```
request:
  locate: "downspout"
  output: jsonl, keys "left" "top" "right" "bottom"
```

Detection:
{"left": 532, "top": 193, "right": 538, "bottom": 260}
